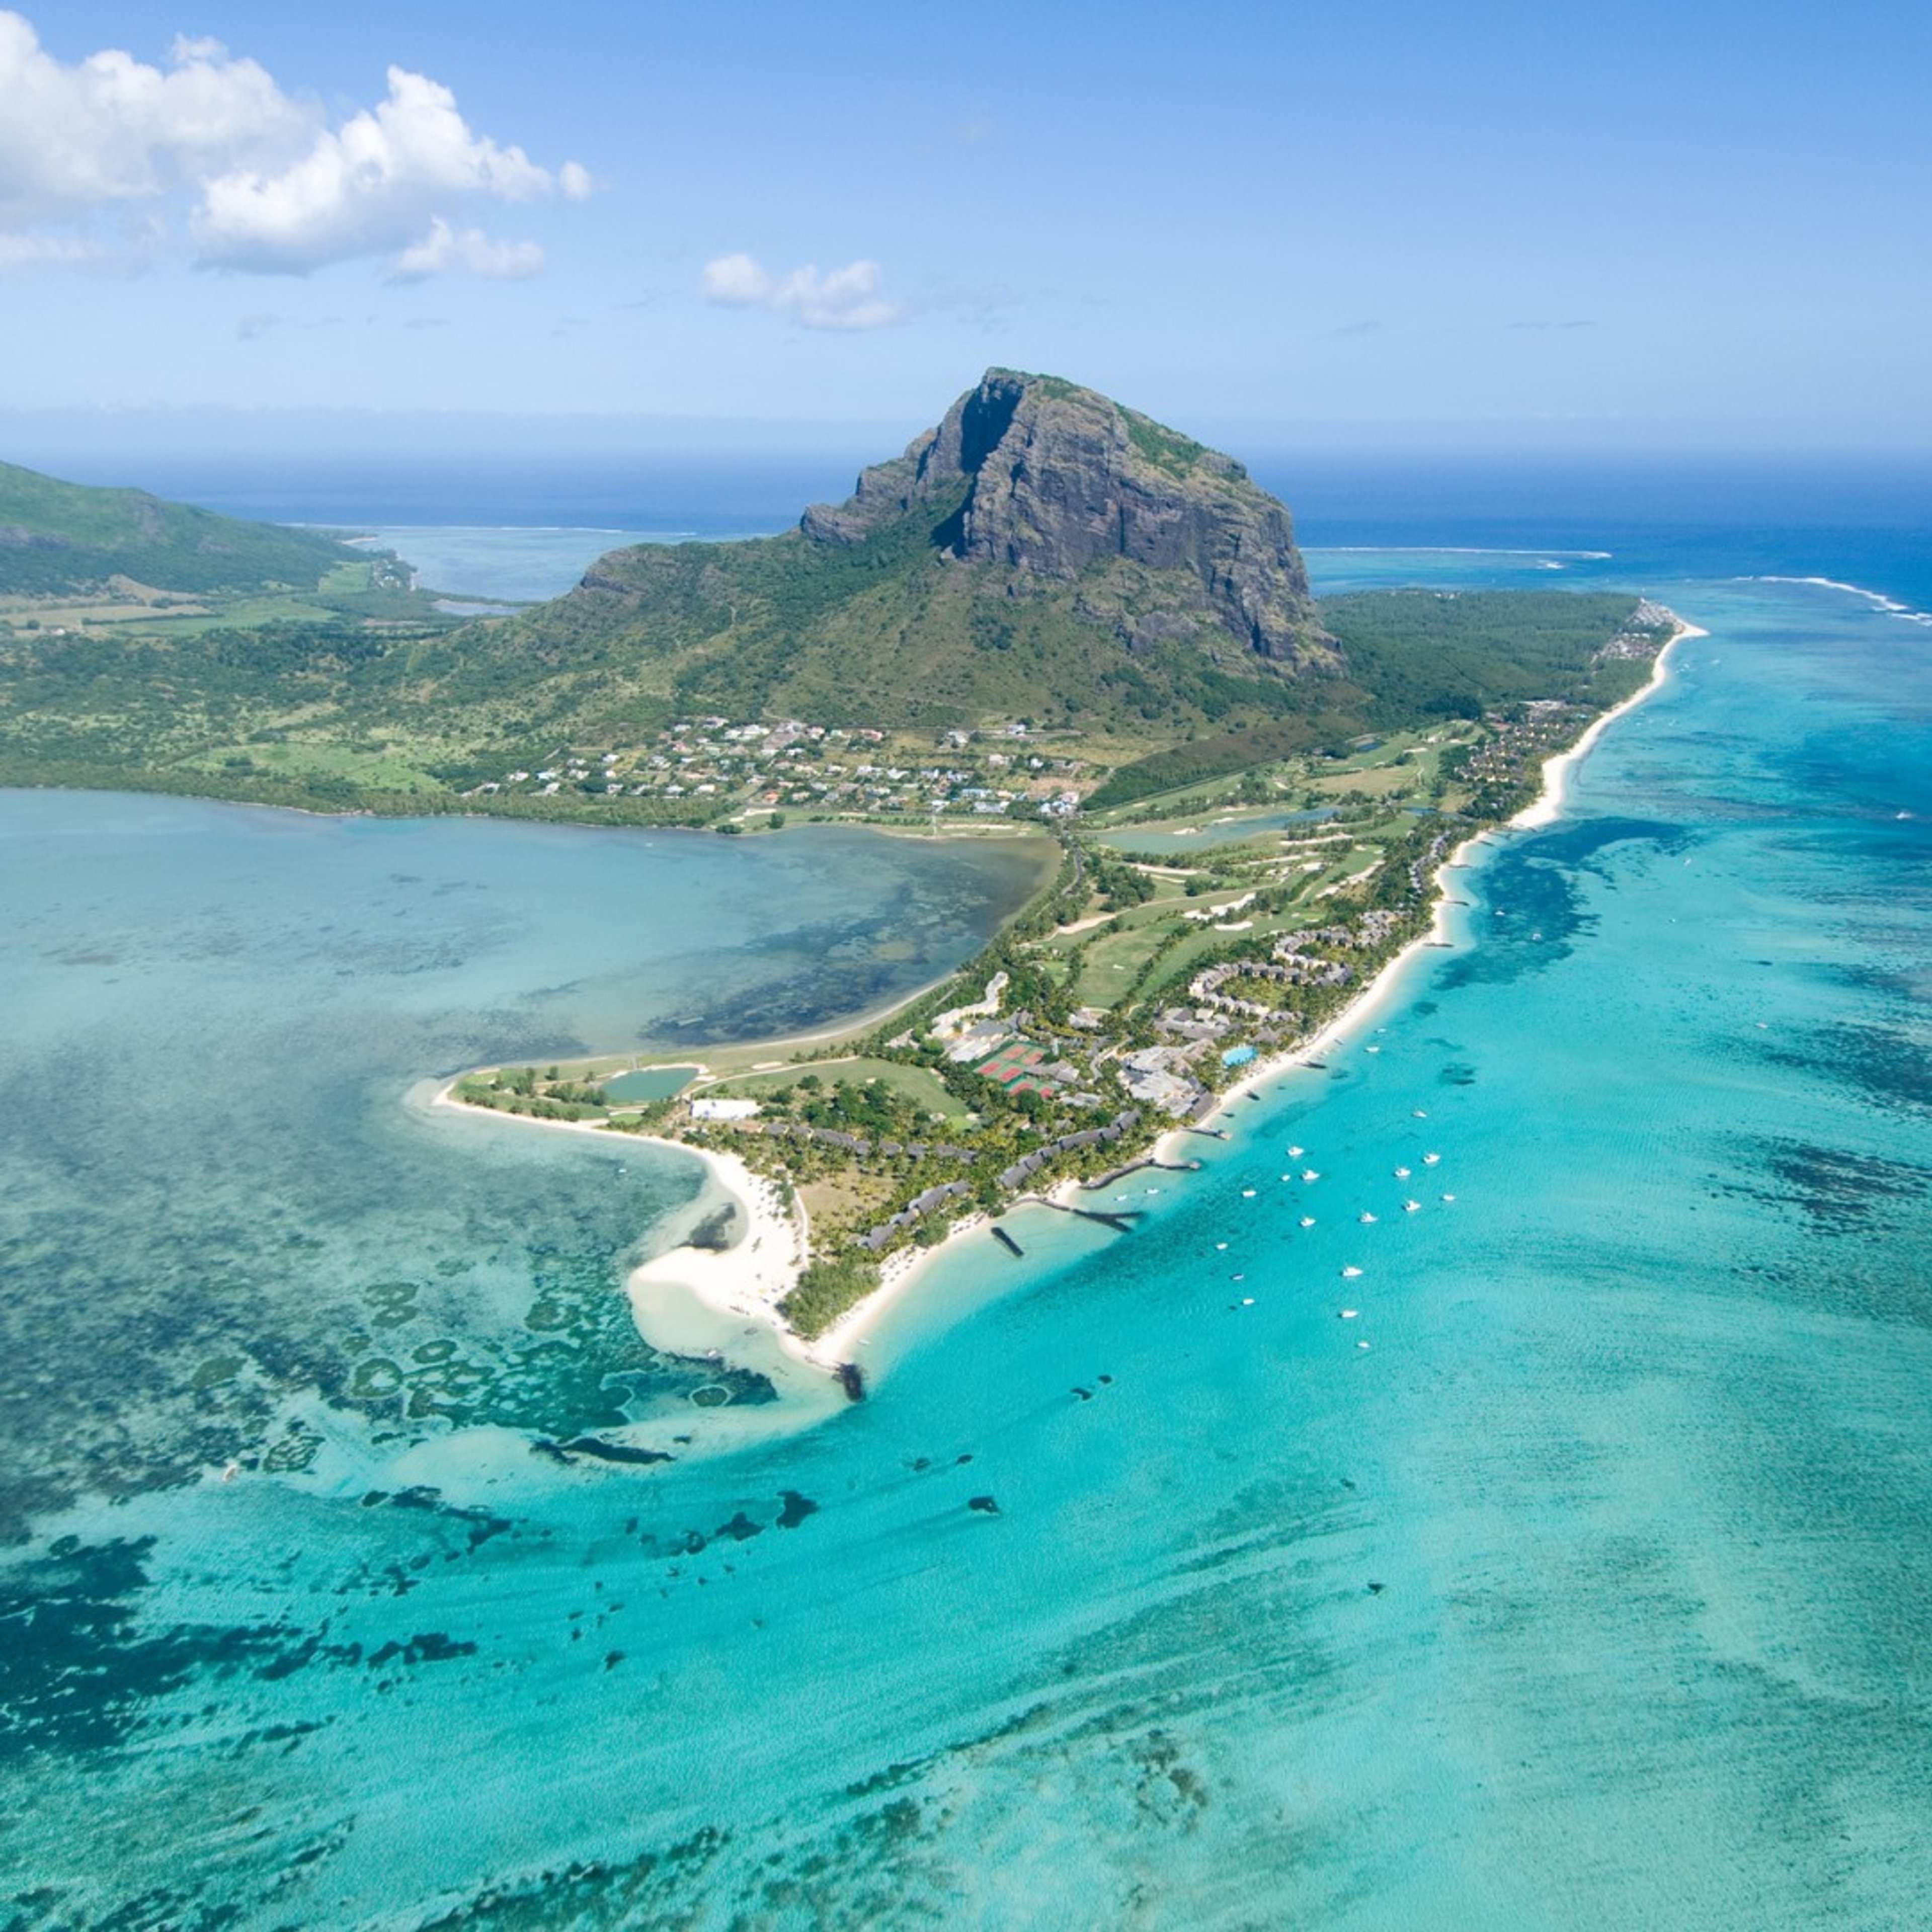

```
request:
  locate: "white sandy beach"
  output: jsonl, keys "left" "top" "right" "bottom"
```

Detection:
{"left": 430, "top": 1086, "right": 826, "bottom": 1355}
{"left": 805, "top": 1209, "right": 990, "bottom": 1363}
{"left": 621, "top": 1144, "right": 812, "bottom": 1353}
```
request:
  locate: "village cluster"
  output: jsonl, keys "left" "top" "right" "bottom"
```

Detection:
{"left": 462, "top": 717, "right": 1086, "bottom": 819}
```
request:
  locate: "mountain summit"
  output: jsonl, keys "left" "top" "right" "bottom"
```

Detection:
{"left": 486, "top": 370, "right": 1338, "bottom": 731}
{"left": 799, "top": 369, "right": 1333, "bottom": 670}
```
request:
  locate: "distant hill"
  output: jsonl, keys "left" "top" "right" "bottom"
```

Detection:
{"left": 0, "top": 459, "right": 361, "bottom": 597}
{"left": 460, "top": 369, "right": 1340, "bottom": 733}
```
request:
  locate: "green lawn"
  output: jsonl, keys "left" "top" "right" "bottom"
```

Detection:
{"left": 698, "top": 1056, "right": 969, "bottom": 1121}
{"left": 188, "top": 737, "right": 448, "bottom": 793}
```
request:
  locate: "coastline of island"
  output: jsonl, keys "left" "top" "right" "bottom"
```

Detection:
{"left": 433, "top": 614, "right": 1699, "bottom": 1422}
{"left": 431, "top": 1064, "right": 988, "bottom": 1386}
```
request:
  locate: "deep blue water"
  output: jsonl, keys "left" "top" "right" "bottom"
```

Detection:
{"left": 2, "top": 460, "right": 1929, "bottom": 1926}
{"left": 36, "top": 449, "right": 861, "bottom": 537}
{"left": 314, "top": 450, "right": 1932, "bottom": 610}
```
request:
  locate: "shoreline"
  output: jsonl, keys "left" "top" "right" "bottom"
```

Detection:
{"left": 1155, "top": 618, "right": 1701, "bottom": 1149}
{"left": 429, "top": 1085, "right": 844, "bottom": 1373}
{"left": 431, "top": 616, "right": 1698, "bottom": 1404}
{"left": 1148, "top": 825, "right": 1480, "bottom": 1161}
{"left": 1510, "top": 622, "right": 1701, "bottom": 831}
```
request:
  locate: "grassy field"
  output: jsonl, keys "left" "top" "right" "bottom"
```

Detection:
{"left": 0, "top": 556, "right": 438, "bottom": 643}
{"left": 184, "top": 737, "right": 451, "bottom": 794}
{"left": 698, "top": 1056, "right": 968, "bottom": 1121}
{"left": 796, "top": 1171, "right": 901, "bottom": 1236}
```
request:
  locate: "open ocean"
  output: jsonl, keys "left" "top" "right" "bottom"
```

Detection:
{"left": 3, "top": 456, "right": 1929, "bottom": 1926}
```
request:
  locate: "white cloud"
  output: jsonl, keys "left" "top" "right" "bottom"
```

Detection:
{"left": 391, "top": 217, "right": 544, "bottom": 282}
{"left": 0, "top": 14, "right": 309, "bottom": 226}
{"left": 701, "top": 252, "right": 904, "bottom": 331}
{"left": 0, "top": 230, "right": 97, "bottom": 267}
{"left": 195, "top": 65, "right": 583, "bottom": 275}
{"left": 0, "top": 13, "right": 588, "bottom": 277}
{"left": 701, "top": 252, "right": 772, "bottom": 305}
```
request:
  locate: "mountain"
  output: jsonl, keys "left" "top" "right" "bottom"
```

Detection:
{"left": 0, "top": 377, "right": 1661, "bottom": 821}
{"left": 473, "top": 370, "right": 1339, "bottom": 732}
{"left": 0, "top": 459, "right": 362, "bottom": 598}
{"left": 797, "top": 370, "right": 1333, "bottom": 666}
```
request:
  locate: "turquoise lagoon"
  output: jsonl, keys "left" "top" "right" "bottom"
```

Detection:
{"left": 347, "top": 527, "right": 709, "bottom": 605}
{"left": 3, "top": 553, "right": 1931, "bottom": 1926}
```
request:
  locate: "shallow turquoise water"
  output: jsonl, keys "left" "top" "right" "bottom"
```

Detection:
{"left": 0, "top": 809, "right": 1049, "bottom": 1537}
{"left": 4, "top": 562, "right": 1930, "bottom": 1926}
{"left": 349, "top": 526, "right": 716, "bottom": 603}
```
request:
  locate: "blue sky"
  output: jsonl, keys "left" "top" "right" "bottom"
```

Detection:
{"left": 1, "top": 0, "right": 1926, "bottom": 449}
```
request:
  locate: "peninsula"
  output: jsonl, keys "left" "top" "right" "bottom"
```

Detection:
{"left": 441, "top": 612, "right": 1686, "bottom": 1392}
{"left": 427, "top": 372, "right": 1687, "bottom": 1388}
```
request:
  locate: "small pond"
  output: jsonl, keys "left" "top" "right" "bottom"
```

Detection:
{"left": 603, "top": 1065, "right": 699, "bottom": 1103}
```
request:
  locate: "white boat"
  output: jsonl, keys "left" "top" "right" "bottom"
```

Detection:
{"left": 1403, "top": 1199, "right": 1421, "bottom": 1213}
{"left": 1241, "top": 1188, "right": 1256, "bottom": 1198}
{"left": 1302, "top": 1169, "right": 1320, "bottom": 1181}
{"left": 1359, "top": 1212, "right": 1378, "bottom": 1224}
{"left": 1441, "top": 1192, "right": 1457, "bottom": 1203}
{"left": 1412, "top": 1109, "right": 1427, "bottom": 1118}
{"left": 1365, "top": 1045, "right": 1381, "bottom": 1055}
{"left": 1423, "top": 1152, "right": 1441, "bottom": 1166}
{"left": 1394, "top": 1166, "right": 1411, "bottom": 1179}
{"left": 1341, "top": 1265, "right": 1363, "bottom": 1278}
{"left": 1338, "top": 1307, "right": 1359, "bottom": 1318}
{"left": 1287, "top": 1145, "right": 1305, "bottom": 1157}
{"left": 1300, "top": 1216, "right": 1316, "bottom": 1228}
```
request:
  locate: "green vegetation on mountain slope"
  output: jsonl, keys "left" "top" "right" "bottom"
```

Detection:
{"left": 0, "top": 459, "right": 371, "bottom": 598}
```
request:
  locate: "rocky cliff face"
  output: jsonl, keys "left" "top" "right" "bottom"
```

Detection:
{"left": 802, "top": 369, "right": 1335, "bottom": 670}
